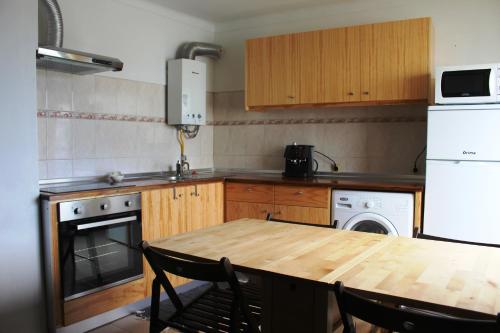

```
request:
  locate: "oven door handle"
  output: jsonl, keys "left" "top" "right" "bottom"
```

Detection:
{"left": 76, "top": 216, "right": 138, "bottom": 230}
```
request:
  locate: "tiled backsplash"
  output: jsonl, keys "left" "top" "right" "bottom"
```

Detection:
{"left": 37, "top": 72, "right": 427, "bottom": 179}
{"left": 37, "top": 70, "right": 213, "bottom": 179}
{"left": 213, "top": 91, "right": 427, "bottom": 174}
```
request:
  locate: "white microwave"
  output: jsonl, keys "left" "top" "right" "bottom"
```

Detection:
{"left": 435, "top": 64, "right": 500, "bottom": 104}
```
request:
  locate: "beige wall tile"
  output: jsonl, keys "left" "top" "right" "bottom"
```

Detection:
{"left": 95, "top": 120, "right": 137, "bottom": 158}
{"left": 47, "top": 160, "right": 73, "bottom": 178}
{"left": 38, "top": 117, "right": 47, "bottom": 160}
{"left": 137, "top": 82, "right": 163, "bottom": 117}
{"left": 46, "top": 71, "right": 72, "bottom": 111}
{"left": 73, "top": 159, "right": 97, "bottom": 177}
{"left": 37, "top": 69, "right": 46, "bottom": 110}
{"left": 73, "top": 119, "right": 96, "bottom": 159}
{"left": 39, "top": 161, "right": 48, "bottom": 179}
{"left": 72, "top": 75, "right": 95, "bottom": 112}
{"left": 47, "top": 118, "right": 73, "bottom": 159}
{"left": 95, "top": 76, "right": 118, "bottom": 114}
{"left": 116, "top": 79, "right": 138, "bottom": 115}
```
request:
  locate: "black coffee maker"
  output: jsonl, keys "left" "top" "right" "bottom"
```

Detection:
{"left": 283, "top": 143, "right": 315, "bottom": 178}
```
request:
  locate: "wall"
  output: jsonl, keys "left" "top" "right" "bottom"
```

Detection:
{"left": 0, "top": 1, "right": 45, "bottom": 332}
{"left": 38, "top": 0, "right": 216, "bottom": 179}
{"left": 211, "top": 0, "right": 500, "bottom": 173}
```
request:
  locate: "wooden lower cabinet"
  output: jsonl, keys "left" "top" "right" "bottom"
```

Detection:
{"left": 142, "top": 182, "right": 224, "bottom": 295}
{"left": 274, "top": 205, "right": 331, "bottom": 225}
{"left": 224, "top": 182, "right": 332, "bottom": 225}
{"left": 64, "top": 278, "right": 145, "bottom": 325}
{"left": 225, "top": 201, "right": 274, "bottom": 221}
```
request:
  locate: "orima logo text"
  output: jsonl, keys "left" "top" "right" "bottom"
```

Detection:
{"left": 462, "top": 151, "right": 477, "bottom": 155}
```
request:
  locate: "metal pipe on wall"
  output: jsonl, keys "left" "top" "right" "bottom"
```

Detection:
{"left": 39, "top": 0, "right": 64, "bottom": 47}
{"left": 176, "top": 42, "right": 223, "bottom": 60}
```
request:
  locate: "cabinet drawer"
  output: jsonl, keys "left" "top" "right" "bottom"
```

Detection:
{"left": 275, "top": 185, "right": 330, "bottom": 208}
{"left": 225, "top": 201, "right": 274, "bottom": 222}
{"left": 226, "top": 182, "right": 274, "bottom": 204}
{"left": 274, "top": 205, "right": 330, "bottom": 225}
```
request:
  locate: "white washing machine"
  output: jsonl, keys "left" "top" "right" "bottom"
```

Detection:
{"left": 332, "top": 190, "right": 414, "bottom": 237}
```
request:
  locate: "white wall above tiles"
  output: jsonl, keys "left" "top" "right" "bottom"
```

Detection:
{"left": 213, "top": 0, "right": 500, "bottom": 91}
{"left": 37, "top": 70, "right": 214, "bottom": 179}
{"left": 56, "top": 0, "right": 216, "bottom": 88}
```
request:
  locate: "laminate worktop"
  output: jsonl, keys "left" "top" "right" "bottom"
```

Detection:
{"left": 40, "top": 170, "right": 424, "bottom": 201}
{"left": 150, "top": 219, "right": 500, "bottom": 319}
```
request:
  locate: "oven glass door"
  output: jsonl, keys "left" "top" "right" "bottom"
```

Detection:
{"left": 59, "top": 212, "right": 143, "bottom": 300}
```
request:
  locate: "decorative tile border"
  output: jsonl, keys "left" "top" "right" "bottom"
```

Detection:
{"left": 37, "top": 110, "right": 425, "bottom": 126}
{"left": 211, "top": 116, "right": 426, "bottom": 126}
{"left": 37, "top": 110, "right": 166, "bottom": 123}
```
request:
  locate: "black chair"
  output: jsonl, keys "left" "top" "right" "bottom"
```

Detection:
{"left": 416, "top": 233, "right": 500, "bottom": 248}
{"left": 266, "top": 212, "right": 334, "bottom": 228}
{"left": 333, "top": 281, "right": 500, "bottom": 333}
{"left": 140, "top": 241, "right": 261, "bottom": 333}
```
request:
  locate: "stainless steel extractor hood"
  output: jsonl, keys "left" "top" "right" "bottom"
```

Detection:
{"left": 36, "top": 46, "right": 123, "bottom": 75}
{"left": 37, "top": 0, "right": 123, "bottom": 75}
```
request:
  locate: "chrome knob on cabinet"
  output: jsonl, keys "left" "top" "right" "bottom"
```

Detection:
{"left": 101, "top": 203, "right": 109, "bottom": 210}
{"left": 125, "top": 200, "right": 132, "bottom": 207}
{"left": 74, "top": 207, "right": 82, "bottom": 215}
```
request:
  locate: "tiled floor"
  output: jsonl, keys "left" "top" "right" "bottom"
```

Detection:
{"left": 88, "top": 314, "right": 150, "bottom": 333}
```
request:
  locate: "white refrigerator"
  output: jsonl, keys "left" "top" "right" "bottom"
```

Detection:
{"left": 424, "top": 104, "right": 500, "bottom": 244}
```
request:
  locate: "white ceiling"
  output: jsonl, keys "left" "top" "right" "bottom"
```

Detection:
{"left": 149, "top": 0, "right": 350, "bottom": 22}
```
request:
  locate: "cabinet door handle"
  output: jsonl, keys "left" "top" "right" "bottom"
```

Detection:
{"left": 246, "top": 188, "right": 253, "bottom": 192}
{"left": 348, "top": 92, "right": 354, "bottom": 96}
{"left": 191, "top": 185, "right": 200, "bottom": 197}
{"left": 287, "top": 96, "right": 295, "bottom": 99}
{"left": 173, "top": 187, "right": 178, "bottom": 200}
{"left": 295, "top": 191, "right": 304, "bottom": 195}
{"left": 362, "top": 91, "right": 369, "bottom": 95}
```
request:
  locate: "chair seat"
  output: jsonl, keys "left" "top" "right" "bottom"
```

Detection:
{"left": 158, "top": 284, "right": 262, "bottom": 333}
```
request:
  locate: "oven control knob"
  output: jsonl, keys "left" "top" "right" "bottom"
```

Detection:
{"left": 125, "top": 200, "right": 133, "bottom": 207}
{"left": 365, "top": 201, "right": 375, "bottom": 209}
{"left": 101, "top": 203, "right": 109, "bottom": 210}
{"left": 74, "top": 207, "right": 82, "bottom": 215}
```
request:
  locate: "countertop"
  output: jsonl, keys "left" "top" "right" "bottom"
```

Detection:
{"left": 40, "top": 170, "right": 425, "bottom": 201}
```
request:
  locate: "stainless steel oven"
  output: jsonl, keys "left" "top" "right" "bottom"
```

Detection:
{"left": 58, "top": 193, "right": 143, "bottom": 301}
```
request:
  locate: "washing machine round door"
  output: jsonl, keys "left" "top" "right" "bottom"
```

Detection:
{"left": 343, "top": 213, "right": 398, "bottom": 236}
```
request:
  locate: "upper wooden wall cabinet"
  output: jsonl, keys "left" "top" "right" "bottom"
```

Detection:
{"left": 245, "top": 17, "right": 433, "bottom": 110}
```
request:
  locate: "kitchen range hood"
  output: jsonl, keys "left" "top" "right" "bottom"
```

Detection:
{"left": 36, "top": 46, "right": 123, "bottom": 75}
{"left": 37, "top": 0, "right": 123, "bottom": 75}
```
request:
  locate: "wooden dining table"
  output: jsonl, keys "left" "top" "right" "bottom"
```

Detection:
{"left": 149, "top": 218, "right": 500, "bottom": 333}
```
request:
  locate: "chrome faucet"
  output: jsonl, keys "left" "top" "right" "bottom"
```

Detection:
{"left": 180, "top": 154, "right": 190, "bottom": 176}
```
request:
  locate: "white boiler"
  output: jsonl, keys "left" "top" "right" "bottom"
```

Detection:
{"left": 167, "top": 58, "right": 206, "bottom": 125}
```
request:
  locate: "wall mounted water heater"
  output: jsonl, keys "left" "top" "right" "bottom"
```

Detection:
{"left": 167, "top": 59, "right": 206, "bottom": 125}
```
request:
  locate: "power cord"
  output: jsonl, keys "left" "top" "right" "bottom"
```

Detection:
{"left": 413, "top": 145, "right": 427, "bottom": 173}
{"left": 314, "top": 151, "right": 339, "bottom": 172}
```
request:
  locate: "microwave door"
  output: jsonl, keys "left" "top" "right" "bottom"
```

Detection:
{"left": 435, "top": 64, "right": 498, "bottom": 104}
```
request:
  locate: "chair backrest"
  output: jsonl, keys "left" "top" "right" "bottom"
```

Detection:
{"left": 333, "top": 281, "right": 500, "bottom": 333}
{"left": 416, "top": 233, "right": 500, "bottom": 248}
{"left": 266, "top": 212, "right": 334, "bottom": 228}
{"left": 140, "top": 241, "right": 259, "bottom": 332}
